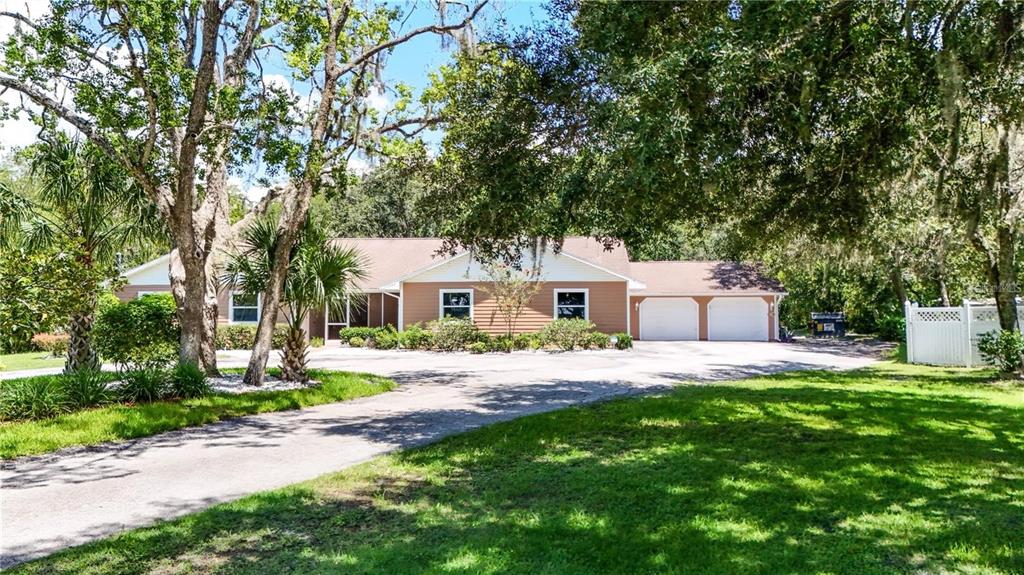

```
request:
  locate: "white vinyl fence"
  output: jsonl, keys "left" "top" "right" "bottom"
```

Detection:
{"left": 904, "top": 301, "right": 1024, "bottom": 367}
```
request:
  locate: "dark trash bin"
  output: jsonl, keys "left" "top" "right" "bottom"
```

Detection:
{"left": 810, "top": 312, "right": 846, "bottom": 337}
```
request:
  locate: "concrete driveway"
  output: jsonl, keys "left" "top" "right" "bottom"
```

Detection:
{"left": 0, "top": 340, "right": 884, "bottom": 567}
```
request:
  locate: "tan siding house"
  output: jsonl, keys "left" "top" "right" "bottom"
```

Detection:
{"left": 116, "top": 237, "right": 785, "bottom": 343}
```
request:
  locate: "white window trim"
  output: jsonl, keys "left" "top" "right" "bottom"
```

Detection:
{"left": 229, "top": 291, "right": 261, "bottom": 324}
{"left": 553, "top": 288, "right": 589, "bottom": 321}
{"left": 439, "top": 288, "right": 474, "bottom": 320}
{"left": 136, "top": 290, "right": 170, "bottom": 298}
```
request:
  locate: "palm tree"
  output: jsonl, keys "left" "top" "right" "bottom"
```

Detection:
{"left": 0, "top": 137, "right": 158, "bottom": 372}
{"left": 224, "top": 216, "right": 365, "bottom": 383}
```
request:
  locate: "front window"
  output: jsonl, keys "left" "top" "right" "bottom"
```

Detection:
{"left": 440, "top": 290, "right": 473, "bottom": 319}
{"left": 231, "top": 291, "right": 260, "bottom": 323}
{"left": 555, "top": 290, "right": 588, "bottom": 320}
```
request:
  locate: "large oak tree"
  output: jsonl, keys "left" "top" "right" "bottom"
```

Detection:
{"left": 1, "top": 0, "right": 485, "bottom": 379}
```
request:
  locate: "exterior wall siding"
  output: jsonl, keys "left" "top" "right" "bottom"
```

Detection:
{"left": 630, "top": 295, "right": 776, "bottom": 341}
{"left": 403, "top": 281, "right": 628, "bottom": 335}
{"left": 116, "top": 285, "right": 173, "bottom": 302}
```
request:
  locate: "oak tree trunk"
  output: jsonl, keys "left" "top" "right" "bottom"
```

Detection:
{"left": 170, "top": 247, "right": 220, "bottom": 375}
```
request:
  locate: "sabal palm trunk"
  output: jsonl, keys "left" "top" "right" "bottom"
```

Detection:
{"left": 280, "top": 326, "right": 310, "bottom": 383}
{"left": 65, "top": 311, "right": 99, "bottom": 373}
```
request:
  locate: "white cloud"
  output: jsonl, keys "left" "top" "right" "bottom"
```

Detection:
{"left": 347, "top": 155, "right": 373, "bottom": 176}
{"left": 365, "top": 89, "right": 391, "bottom": 114}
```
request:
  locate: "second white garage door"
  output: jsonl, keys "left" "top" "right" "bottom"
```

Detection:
{"left": 640, "top": 298, "right": 699, "bottom": 341}
{"left": 708, "top": 297, "right": 769, "bottom": 341}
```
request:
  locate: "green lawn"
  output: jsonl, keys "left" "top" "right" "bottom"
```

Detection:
{"left": 0, "top": 369, "right": 394, "bottom": 459}
{"left": 11, "top": 362, "right": 1023, "bottom": 574}
{"left": 0, "top": 352, "right": 64, "bottom": 372}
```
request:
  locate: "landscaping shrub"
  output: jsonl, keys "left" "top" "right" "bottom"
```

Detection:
{"left": 467, "top": 341, "right": 488, "bottom": 354}
{"left": 977, "top": 330, "right": 1024, "bottom": 375}
{"left": 1, "top": 376, "right": 66, "bottom": 420}
{"left": 62, "top": 369, "right": 112, "bottom": 409}
{"left": 310, "top": 337, "right": 325, "bottom": 348}
{"left": 876, "top": 314, "right": 906, "bottom": 342}
{"left": 94, "top": 294, "right": 179, "bottom": 369}
{"left": 611, "top": 332, "right": 633, "bottom": 350}
{"left": 169, "top": 361, "right": 211, "bottom": 399}
{"left": 31, "top": 333, "right": 69, "bottom": 357}
{"left": 370, "top": 327, "right": 400, "bottom": 350}
{"left": 337, "top": 327, "right": 384, "bottom": 342}
{"left": 428, "top": 318, "right": 484, "bottom": 351}
{"left": 540, "top": 318, "right": 596, "bottom": 351}
{"left": 587, "top": 332, "right": 611, "bottom": 350}
{"left": 399, "top": 324, "right": 434, "bottom": 350}
{"left": 215, "top": 324, "right": 290, "bottom": 350}
{"left": 490, "top": 335, "right": 514, "bottom": 353}
{"left": 118, "top": 367, "right": 168, "bottom": 403}
{"left": 349, "top": 336, "right": 365, "bottom": 347}
{"left": 513, "top": 333, "right": 542, "bottom": 350}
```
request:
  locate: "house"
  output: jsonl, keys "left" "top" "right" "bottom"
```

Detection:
{"left": 116, "top": 237, "right": 787, "bottom": 342}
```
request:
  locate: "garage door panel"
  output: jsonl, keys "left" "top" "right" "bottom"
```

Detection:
{"left": 708, "top": 297, "right": 769, "bottom": 341}
{"left": 640, "top": 298, "right": 699, "bottom": 341}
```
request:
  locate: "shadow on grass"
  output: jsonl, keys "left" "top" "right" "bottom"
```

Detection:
{"left": 10, "top": 367, "right": 1024, "bottom": 574}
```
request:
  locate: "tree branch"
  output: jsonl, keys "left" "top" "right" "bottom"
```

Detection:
{"left": 335, "top": 1, "right": 487, "bottom": 78}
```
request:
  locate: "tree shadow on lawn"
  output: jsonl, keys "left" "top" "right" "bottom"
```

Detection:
{"left": 14, "top": 371, "right": 1024, "bottom": 575}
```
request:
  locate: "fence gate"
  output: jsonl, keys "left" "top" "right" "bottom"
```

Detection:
{"left": 905, "top": 301, "right": 1024, "bottom": 367}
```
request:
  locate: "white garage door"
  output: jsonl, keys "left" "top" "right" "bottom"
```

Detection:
{"left": 640, "top": 298, "right": 699, "bottom": 341}
{"left": 708, "top": 297, "right": 769, "bottom": 341}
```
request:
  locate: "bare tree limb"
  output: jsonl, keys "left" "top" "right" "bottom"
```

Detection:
{"left": 335, "top": 1, "right": 487, "bottom": 78}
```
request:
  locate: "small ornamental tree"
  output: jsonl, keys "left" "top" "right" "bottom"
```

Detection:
{"left": 478, "top": 262, "right": 543, "bottom": 337}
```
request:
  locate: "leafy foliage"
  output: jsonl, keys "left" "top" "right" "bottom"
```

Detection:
{"left": 611, "top": 333, "right": 633, "bottom": 350}
{"left": 31, "top": 333, "right": 69, "bottom": 357}
{"left": 540, "top": 319, "right": 597, "bottom": 351}
{"left": 398, "top": 324, "right": 434, "bottom": 350}
{"left": 215, "top": 325, "right": 289, "bottom": 351}
{"left": 118, "top": 368, "right": 169, "bottom": 403}
{"left": 0, "top": 137, "right": 159, "bottom": 370}
{"left": 62, "top": 369, "right": 113, "bottom": 410}
{"left": 0, "top": 376, "right": 67, "bottom": 420}
{"left": 977, "top": 330, "right": 1024, "bottom": 376}
{"left": 426, "top": 318, "right": 486, "bottom": 352}
{"left": 169, "top": 362, "right": 212, "bottom": 400}
{"left": 93, "top": 294, "right": 179, "bottom": 370}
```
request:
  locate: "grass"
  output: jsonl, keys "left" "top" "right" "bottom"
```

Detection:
{"left": 0, "top": 351, "right": 64, "bottom": 372}
{"left": 11, "top": 362, "right": 1023, "bottom": 574}
{"left": 0, "top": 369, "right": 394, "bottom": 459}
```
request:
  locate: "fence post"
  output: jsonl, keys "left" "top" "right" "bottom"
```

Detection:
{"left": 904, "top": 300, "right": 914, "bottom": 364}
{"left": 963, "top": 299, "right": 973, "bottom": 368}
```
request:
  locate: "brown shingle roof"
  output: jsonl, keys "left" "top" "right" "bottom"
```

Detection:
{"left": 328, "top": 237, "right": 784, "bottom": 295}
{"left": 628, "top": 261, "right": 785, "bottom": 295}
{"left": 329, "top": 238, "right": 448, "bottom": 291}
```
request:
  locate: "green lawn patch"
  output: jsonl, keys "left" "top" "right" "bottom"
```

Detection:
{"left": 0, "top": 352, "right": 64, "bottom": 372}
{"left": 0, "top": 369, "right": 394, "bottom": 459}
{"left": 11, "top": 362, "right": 1023, "bottom": 574}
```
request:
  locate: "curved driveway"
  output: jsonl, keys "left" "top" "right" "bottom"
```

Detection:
{"left": 0, "top": 340, "right": 883, "bottom": 568}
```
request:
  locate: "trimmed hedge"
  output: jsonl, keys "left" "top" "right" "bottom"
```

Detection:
{"left": 216, "top": 324, "right": 290, "bottom": 350}
{"left": 94, "top": 294, "right": 179, "bottom": 369}
{"left": 31, "top": 333, "right": 69, "bottom": 356}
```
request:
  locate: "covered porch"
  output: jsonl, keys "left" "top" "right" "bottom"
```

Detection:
{"left": 308, "top": 292, "right": 400, "bottom": 341}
